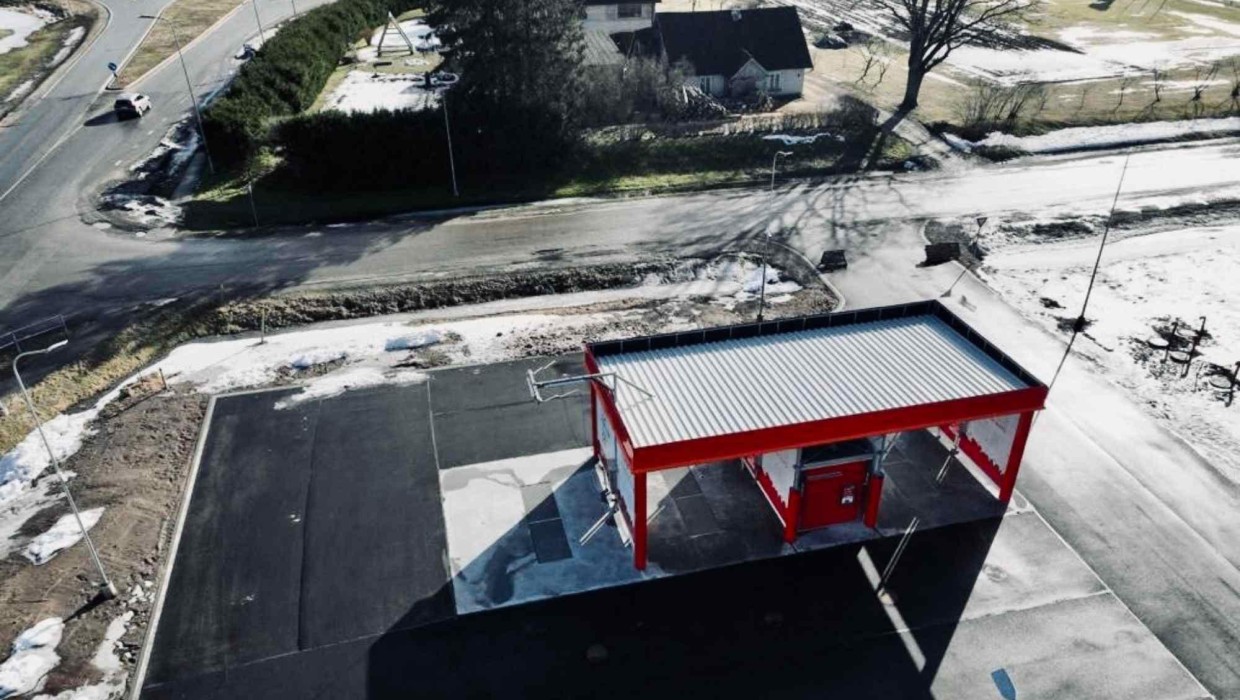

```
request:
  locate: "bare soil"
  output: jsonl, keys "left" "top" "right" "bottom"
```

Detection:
{"left": 0, "top": 386, "right": 206, "bottom": 695}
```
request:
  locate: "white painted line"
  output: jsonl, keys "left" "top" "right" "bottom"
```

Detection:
{"left": 127, "top": 394, "right": 216, "bottom": 700}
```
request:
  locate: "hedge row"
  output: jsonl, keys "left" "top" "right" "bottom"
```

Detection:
{"left": 202, "top": 0, "right": 422, "bottom": 168}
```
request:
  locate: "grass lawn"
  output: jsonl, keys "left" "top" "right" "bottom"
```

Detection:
{"left": 790, "top": 0, "right": 1240, "bottom": 132}
{"left": 0, "top": 15, "right": 87, "bottom": 108}
{"left": 120, "top": 0, "right": 241, "bottom": 83}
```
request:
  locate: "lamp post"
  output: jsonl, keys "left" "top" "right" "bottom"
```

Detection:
{"left": 13, "top": 341, "right": 117, "bottom": 600}
{"left": 140, "top": 14, "right": 215, "bottom": 174}
{"left": 250, "top": 0, "right": 267, "bottom": 43}
{"left": 442, "top": 94, "right": 459, "bottom": 197}
{"left": 770, "top": 150, "right": 792, "bottom": 191}
{"left": 757, "top": 151, "right": 793, "bottom": 322}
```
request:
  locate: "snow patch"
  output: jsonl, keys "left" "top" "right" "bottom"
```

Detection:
{"left": 384, "top": 329, "right": 442, "bottom": 351}
{"left": 23, "top": 507, "right": 105, "bottom": 565}
{"left": 0, "top": 618, "right": 63, "bottom": 698}
{"left": 274, "top": 366, "right": 427, "bottom": 409}
{"left": 323, "top": 71, "right": 437, "bottom": 114}
{"left": 1, "top": 412, "right": 98, "bottom": 507}
{"left": 762, "top": 132, "right": 841, "bottom": 145}
{"left": 969, "top": 117, "right": 1240, "bottom": 154}
{"left": 49, "top": 25, "right": 84, "bottom": 65}
{"left": 33, "top": 611, "right": 133, "bottom": 700}
{"left": 0, "top": 7, "right": 52, "bottom": 56}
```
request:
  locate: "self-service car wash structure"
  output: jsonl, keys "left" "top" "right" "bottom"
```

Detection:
{"left": 579, "top": 300, "right": 1048, "bottom": 570}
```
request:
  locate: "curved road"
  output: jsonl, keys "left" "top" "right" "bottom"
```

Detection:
{"left": 1, "top": 1, "right": 1239, "bottom": 345}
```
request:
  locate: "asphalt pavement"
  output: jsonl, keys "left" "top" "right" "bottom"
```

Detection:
{"left": 143, "top": 356, "right": 1201, "bottom": 700}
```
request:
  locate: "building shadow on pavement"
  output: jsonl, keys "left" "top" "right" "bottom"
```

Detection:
{"left": 363, "top": 492, "right": 1002, "bottom": 698}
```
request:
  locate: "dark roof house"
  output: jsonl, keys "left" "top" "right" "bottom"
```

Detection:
{"left": 656, "top": 7, "right": 813, "bottom": 77}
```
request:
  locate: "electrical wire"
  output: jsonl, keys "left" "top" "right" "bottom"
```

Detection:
{"left": 1045, "top": 155, "right": 1132, "bottom": 396}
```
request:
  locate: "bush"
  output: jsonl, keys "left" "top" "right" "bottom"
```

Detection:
{"left": 276, "top": 108, "right": 452, "bottom": 190}
{"left": 203, "top": 0, "right": 424, "bottom": 168}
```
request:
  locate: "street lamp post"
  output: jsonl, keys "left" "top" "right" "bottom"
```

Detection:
{"left": 140, "top": 14, "right": 216, "bottom": 174}
{"left": 13, "top": 341, "right": 117, "bottom": 600}
{"left": 442, "top": 94, "right": 459, "bottom": 197}
{"left": 770, "top": 150, "right": 792, "bottom": 191}
{"left": 758, "top": 151, "right": 793, "bottom": 322}
{"left": 251, "top": 0, "right": 268, "bottom": 43}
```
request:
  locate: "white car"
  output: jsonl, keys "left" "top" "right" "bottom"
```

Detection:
{"left": 113, "top": 93, "right": 153, "bottom": 118}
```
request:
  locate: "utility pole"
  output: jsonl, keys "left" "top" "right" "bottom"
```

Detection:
{"left": 758, "top": 151, "right": 792, "bottom": 323}
{"left": 140, "top": 14, "right": 216, "bottom": 174}
{"left": 14, "top": 341, "right": 117, "bottom": 600}
{"left": 251, "top": 0, "right": 267, "bottom": 43}
{"left": 442, "top": 95, "right": 459, "bottom": 197}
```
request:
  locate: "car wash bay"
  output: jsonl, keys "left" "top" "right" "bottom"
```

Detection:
{"left": 140, "top": 356, "right": 1201, "bottom": 699}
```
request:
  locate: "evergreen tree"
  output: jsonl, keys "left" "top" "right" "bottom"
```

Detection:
{"left": 429, "top": 0, "right": 585, "bottom": 175}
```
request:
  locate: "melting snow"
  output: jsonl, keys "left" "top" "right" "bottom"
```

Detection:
{"left": 23, "top": 508, "right": 104, "bottom": 565}
{"left": 968, "top": 117, "right": 1240, "bottom": 154}
{"left": 32, "top": 611, "right": 133, "bottom": 700}
{"left": 0, "top": 6, "right": 53, "bottom": 55}
{"left": 0, "top": 618, "right": 63, "bottom": 698}
{"left": 274, "top": 367, "right": 427, "bottom": 409}
{"left": 323, "top": 71, "right": 437, "bottom": 114}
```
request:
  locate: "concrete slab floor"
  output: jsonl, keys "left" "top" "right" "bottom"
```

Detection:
{"left": 442, "top": 429, "right": 1040, "bottom": 615}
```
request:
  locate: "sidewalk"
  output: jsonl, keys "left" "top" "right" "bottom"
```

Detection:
{"left": 826, "top": 221, "right": 1240, "bottom": 697}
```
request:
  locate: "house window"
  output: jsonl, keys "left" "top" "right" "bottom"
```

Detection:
{"left": 767, "top": 72, "right": 781, "bottom": 91}
{"left": 698, "top": 76, "right": 712, "bottom": 92}
{"left": 617, "top": 3, "right": 643, "bottom": 18}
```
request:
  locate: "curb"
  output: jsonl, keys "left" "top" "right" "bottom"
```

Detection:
{"left": 126, "top": 394, "right": 215, "bottom": 700}
{"left": 124, "top": 1, "right": 245, "bottom": 90}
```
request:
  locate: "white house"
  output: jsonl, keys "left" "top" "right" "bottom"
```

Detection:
{"left": 656, "top": 7, "right": 813, "bottom": 99}
{"left": 581, "top": 1, "right": 659, "bottom": 35}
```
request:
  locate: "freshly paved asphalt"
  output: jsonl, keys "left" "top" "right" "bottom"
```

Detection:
{"left": 142, "top": 356, "right": 1201, "bottom": 699}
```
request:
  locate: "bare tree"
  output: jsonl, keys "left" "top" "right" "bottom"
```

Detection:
{"left": 1151, "top": 68, "right": 1164, "bottom": 103}
{"left": 1115, "top": 75, "right": 1133, "bottom": 111}
{"left": 854, "top": 38, "right": 892, "bottom": 89}
{"left": 880, "top": 0, "right": 1034, "bottom": 111}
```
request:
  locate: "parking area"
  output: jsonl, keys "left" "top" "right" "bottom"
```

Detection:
{"left": 140, "top": 356, "right": 1205, "bottom": 699}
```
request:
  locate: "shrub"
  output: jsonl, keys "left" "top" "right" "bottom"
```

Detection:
{"left": 203, "top": 0, "right": 424, "bottom": 168}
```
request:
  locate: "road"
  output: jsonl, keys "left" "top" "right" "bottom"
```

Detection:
{"left": 1, "top": 1, "right": 1239, "bottom": 695}
{"left": 0, "top": 0, "right": 325, "bottom": 337}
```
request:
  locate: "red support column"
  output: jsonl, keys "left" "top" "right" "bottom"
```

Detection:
{"left": 863, "top": 474, "right": 884, "bottom": 528}
{"left": 590, "top": 382, "right": 600, "bottom": 461}
{"left": 783, "top": 489, "right": 801, "bottom": 543}
{"left": 633, "top": 471, "right": 648, "bottom": 570}
{"left": 999, "top": 411, "right": 1036, "bottom": 503}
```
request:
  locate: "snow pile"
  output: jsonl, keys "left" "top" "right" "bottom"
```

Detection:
{"left": 274, "top": 367, "right": 427, "bottom": 409}
{"left": 4, "top": 79, "right": 34, "bottom": 104}
{"left": 0, "top": 6, "right": 53, "bottom": 55}
{"left": 49, "top": 25, "right": 84, "bottom": 66}
{"left": 23, "top": 508, "right": 105, "bottom": 565}
{"left": 323, "top": 71, "right": 437, "bottom": 114}
{"left": 762, "top": 133, "right": 842, "bottom": 145}
{"left": 0, "top": 618, "right": 63, "bottom": 698}
{"left": 692, "top": 258, "right": 803, "bottom": 310}
{"left": 151, "top": 314, "right": 596, "bottom": 398}
{"left": 384, "top": 330, "right": 442, "bottom": 351}
{"left": 970, "top": 117, "right": 1240, "bottom": 155}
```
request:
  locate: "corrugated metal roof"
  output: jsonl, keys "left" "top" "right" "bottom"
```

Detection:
{"left": 594, "top": 315, "right": 1030, "bottom": 449}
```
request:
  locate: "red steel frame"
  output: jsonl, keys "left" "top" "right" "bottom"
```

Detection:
{"left": 585, "top": 305, "right": 1048, "bottom": 570}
